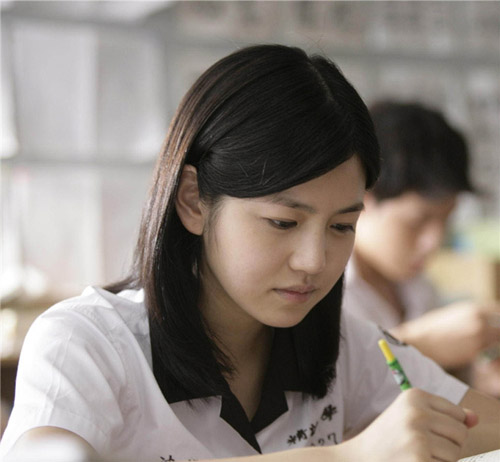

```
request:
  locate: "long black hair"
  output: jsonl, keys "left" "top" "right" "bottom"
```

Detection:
{"left": 109, "top": 44, "right": 380, "bottom": 400}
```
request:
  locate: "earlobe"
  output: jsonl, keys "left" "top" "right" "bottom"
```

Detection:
{"left": 175, "top": 165, "right": 205, "bottom": 236}
{"left": 362, "top": 191, "right": 377, "bottom": 212}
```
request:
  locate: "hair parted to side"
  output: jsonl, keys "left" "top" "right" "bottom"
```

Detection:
{"left": 369, "top": 101, "right": 475, "bottom": 201}
{"left": 110, "top": 44, "right": 380, "bottom": 400}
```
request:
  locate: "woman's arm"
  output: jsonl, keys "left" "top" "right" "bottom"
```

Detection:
{"left": 6, "top": 427, "right": 99, "bottom": 461}
{"left": 9, "top": 389, "right": 483, "bottom": 462}
{"left": 6, "top": 428, "right": 344, "bottom": 462}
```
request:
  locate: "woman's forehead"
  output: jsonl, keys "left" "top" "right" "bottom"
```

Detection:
{"left": 222, "top": 157, "right": 366, "bottom": 215}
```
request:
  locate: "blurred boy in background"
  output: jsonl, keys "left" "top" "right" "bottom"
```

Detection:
{"left": 343, "top": 101, "right": 500, "bottom": 397}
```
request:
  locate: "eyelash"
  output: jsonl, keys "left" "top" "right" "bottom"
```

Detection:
{"left": 266, "top": 220, "right": 355, "bottom": 233}
{"left": 268, "top": 219, "right": 297, "bottom": 230}
{"left": 332, "top": 224, "right": 355, "bottom": 233}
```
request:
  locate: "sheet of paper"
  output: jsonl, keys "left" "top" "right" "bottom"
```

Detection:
{"left": 458, "top": 449, "right": 500, "bottom": 461}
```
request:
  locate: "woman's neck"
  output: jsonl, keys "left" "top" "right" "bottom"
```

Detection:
{"left": 209, "top": 312, "right": 273, "bottom": 369}
{"left": 207, "top": 310, "right": 273, "bottom": 421}
{"left": 199, "top": 283, "right": 273, "bottom": 420}
{"left": 199, "top": 282, "right": 272, "bottom": 365}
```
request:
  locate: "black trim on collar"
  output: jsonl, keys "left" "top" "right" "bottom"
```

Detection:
{"left": 220, "top": 393, "right": 262, "bottom": 452}
{"left": 162, "top": 328, "right": 303, "bottom": 453}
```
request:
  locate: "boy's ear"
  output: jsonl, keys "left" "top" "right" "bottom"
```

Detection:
{"left": 175, "top": 165, "right": 205, "bottom": 236}
{"left": 362, "top": 191, "right": 378, "bottom": 212}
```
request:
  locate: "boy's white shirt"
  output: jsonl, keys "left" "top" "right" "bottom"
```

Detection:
{"left": 0, "top": 286, "right": 468, "bottom": 460}
{"left": 342, "top": 258, "right": 439, "bottom": 328}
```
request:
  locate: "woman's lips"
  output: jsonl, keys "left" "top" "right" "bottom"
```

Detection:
{"left": 274, "top": 286, "right": 316, "bottom": 303}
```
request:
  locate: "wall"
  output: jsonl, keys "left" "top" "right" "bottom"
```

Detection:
{"left": 1, "top": 1, "right": 499, "bottom": 300}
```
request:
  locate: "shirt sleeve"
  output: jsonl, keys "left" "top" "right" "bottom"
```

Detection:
{"left": 0, "top": 305, "right": 128, "bottom": 457}
{"left": 339, "top": 312, "right": 469, "bottom": 438}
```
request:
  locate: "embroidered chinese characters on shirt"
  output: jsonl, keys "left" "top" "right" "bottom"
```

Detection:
{"left": 287, "top": 404, "right": 339, "bottom": 447}
{"left": 160, "top": 456, "right": 197, "bottom": 461}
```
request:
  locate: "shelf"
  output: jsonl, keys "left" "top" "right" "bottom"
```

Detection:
{"left": 2, "top": 155, "right": 156, "bottom": 170}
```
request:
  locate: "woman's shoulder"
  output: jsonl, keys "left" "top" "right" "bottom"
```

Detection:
{"left": 40, "top": 286, "right": 147, "bottom": 331}
{"left": 5, "top": 287, "right": 153, "bottom": 457}
{"left": 25, "top": 286, "right": 151, "bottom": 364}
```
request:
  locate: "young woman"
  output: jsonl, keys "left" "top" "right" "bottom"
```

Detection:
{"left": 1, "top": 45, "right": 499, "bottom": 462}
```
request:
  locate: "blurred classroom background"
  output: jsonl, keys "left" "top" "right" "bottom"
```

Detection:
{"left": 1, "top": 0, "right": 499, "bottom": 432}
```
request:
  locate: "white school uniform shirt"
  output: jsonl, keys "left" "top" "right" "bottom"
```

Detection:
{"left": 342, "top": 258, "right": 439, "bottom": 328}
{"left": 0, "top": 286, "right": 467, "bottom": 461}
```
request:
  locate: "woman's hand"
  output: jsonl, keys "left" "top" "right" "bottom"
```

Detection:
{"left": 391, "top": 301, "right": 500, "bottom": 368}
{"left": 342, "top": 388, "right": 477, "bottom": 462}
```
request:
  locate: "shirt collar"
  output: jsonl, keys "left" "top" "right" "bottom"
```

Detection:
{"left": 162, "top": 328, "right": 302, "bottom": 452}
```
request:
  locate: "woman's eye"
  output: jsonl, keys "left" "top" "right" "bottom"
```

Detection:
{"left": 332, "top": 223, "right": 355, "bottom": 233}
{"left": 267, "top": 219, "right": 297, "bottom": 230}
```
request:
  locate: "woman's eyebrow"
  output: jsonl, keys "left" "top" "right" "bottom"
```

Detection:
{"left": 336, "top": 202, "right": 365, "bottom": 214}
{"left": 267, "top": 195, "right": 316, "bottom": 213}
{"left": 265, "top": 194, "right": 364, "bottom": 215}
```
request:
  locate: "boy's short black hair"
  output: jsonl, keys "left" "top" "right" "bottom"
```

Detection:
{"left": 370, "top": 101, "right": 475, "bottom": 201}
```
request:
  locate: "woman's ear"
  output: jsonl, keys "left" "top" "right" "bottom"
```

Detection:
{"left": 175, "top": 165, "right": 206, "bottom": 236}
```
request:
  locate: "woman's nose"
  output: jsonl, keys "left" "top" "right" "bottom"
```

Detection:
{"left": 288, "top": 232, "right": 327, "bottom": 275}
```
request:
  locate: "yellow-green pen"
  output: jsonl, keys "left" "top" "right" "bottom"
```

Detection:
{"left": 378, "top": 339, "right": 412, "bottom": 391}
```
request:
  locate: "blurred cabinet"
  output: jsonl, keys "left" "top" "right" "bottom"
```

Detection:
{"left": 426, "top": 250, "right": 500, "bottom": 303}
